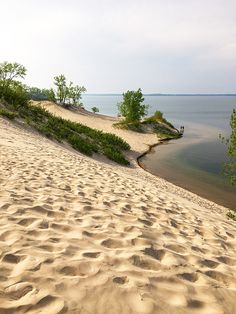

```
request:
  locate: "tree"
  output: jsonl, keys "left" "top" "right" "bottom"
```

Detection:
{"left": 221, "top": 109, "right": 236, "bottom": 185}
{"left": 0, "top": 62, "right": 26, "bottom": 90}
{"left": 26, "top": 86, "right": 56, "bottom": 102}
{"left": 0, "top": 62, "right": 28, "bottom": 106}
{"left": 43, "top": 88, "right": 56, "bottom": 102}
{"left": 27, "top": 86, "right": 47, "bottom": 101}
{"left": 67, "top": 84, "right": 86, "bottom": 107}
{"left": 91, "top": 106, "right": 99, "bottom": 113}
{"left": 54, "top": 74, "right": 67, "bottom": 104}
{"left": 118, "top": 88, "right": 149, "bottom": 123}
{"left": 53, "top": 75, "right": 86, "bottom": 107}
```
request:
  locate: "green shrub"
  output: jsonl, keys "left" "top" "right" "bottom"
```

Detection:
{"left": 67, "top": 134, "right": 93, "bottom": 156}
{"left": 0, "top": 108, "right": 17, "bottom": 120}
{"left": 144, "top": 110, "right": 174, "bottom": 129}
{"left": 103, "top": 146, "right": 130, "bottom": 165}
{"left": 91, "top": 106, "right": 99, "bottom": 113}
{"left": 0, "top": 82, "right": 29, "bottom": 108}
{"left": 153, "top": 124, "right": 180, "bottom": 139}
{"left": 34, "top": 123, "right": 54, "bottom": 138}
{"left": 118, "top": 88, "right": 149, "bottom": 123}
{"left": 1, "top": 88, "right": 130, "bottom": 165}
{"left": 220, "top": 109, "right": 236, "bottom": 185}
{"left": 227, "top": 210, "right": 236, "bottom": 221}
{"left": 113, "top": 120, "right": 144, "bottom": 133}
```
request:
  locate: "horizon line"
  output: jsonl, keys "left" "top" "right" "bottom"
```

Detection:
{"left": 84, "top": 93, "right": 236, "bottom": 96}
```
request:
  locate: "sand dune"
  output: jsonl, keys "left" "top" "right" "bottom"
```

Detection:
{"left": 32, "top": 101, "right": 159, "bottom": 160}
{"left": 0, "top": 116, "right": 236, "bottom": 314}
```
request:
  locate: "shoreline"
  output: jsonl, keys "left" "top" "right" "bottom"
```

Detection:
{"left": 137, "top": 137, "right": 179, "bottom": 167}
{"left": 0, "top": 116, "right": 235, "bottom": 313}
{"left": 137, "top": 132, "right": 236, "bottom": 211}
{"left": 32, "top": 101, "right": 231, "bottom": 212}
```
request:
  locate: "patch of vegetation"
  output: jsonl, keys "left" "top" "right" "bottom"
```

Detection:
{"left": 91, "top": 106, "right": 99, "bottom": 113}
{"left": 103, "top": 146, "right": 130, "bottom": 166}
{"left": 227, "top": 210, "right": 236, "bottom": 221}
{"left": 0, "top": 62, "right": 130, "bottom": 166}
{"left": 153, "top": 124, "right": 180, "bottom": 139}
{"left": 115, "top": 109, "right": 180, "bottom": 139}
{"left": 10, "top": 101, "right": 130, "bottom": 164}
{"left": 115, "top": 90, "right": 179, "bottom": 139}
{"left": 220, "top": 109, "right": 236, "bottom": 185}
{"left": 27, "top": 86, "right": 56, "bottom": 102}
{"left": 0, "top": 108, "right": 17, "bottom": 120}
{"left": 144, "top": 110, "right": 175, "bottom": 129}
{"left": 113, "top": 120, "right": 144, "bottom": 133}
{"left": 2, "top": 101, "right": 130, "bottom": 164}
{"left": 24, "top": 75, "right": 85, "bottom": 107}
{"left": 53, "top": 74, "right": 86, "bottom": 107}
{"left": 117, "top": 88, "right": 149, "bottom": 123}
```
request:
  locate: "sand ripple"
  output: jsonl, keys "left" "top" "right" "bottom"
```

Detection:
{"left": 0, "top": 118, "right": 236, "bottom": 314}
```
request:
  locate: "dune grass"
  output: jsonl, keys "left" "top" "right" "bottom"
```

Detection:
{"left": 1, "top": 100, "right": 130, "bottom": 165}
{"left": 0, "top": 108, "right": 17, "bottom": 120}
{"left": 114, "top": 113, "right": 180, "bottom": 140}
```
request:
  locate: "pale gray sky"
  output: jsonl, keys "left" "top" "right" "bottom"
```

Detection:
{"left": 1, "top": 0, "right": 236, "bottom": 93}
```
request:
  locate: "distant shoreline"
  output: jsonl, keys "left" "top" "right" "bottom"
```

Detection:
{"left": 84, "top": 93, "right": 236, "bottom": 97}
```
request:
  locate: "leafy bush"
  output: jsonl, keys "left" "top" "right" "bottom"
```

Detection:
{"left": 92, "top": 106, "right": 99, "bottom": 113}
{"left": 0, "top": 108, "right": 17, "bottom": 120}
{"left": 220, "top": 109, "right": 236, "bottom": 185}
{"left": 103, "top": 146, "right": 130, "bottom": 165}
{"left": 113, "top": 120, "right": 144, "bottom": 133}
{"left": 67, "top": 134, "right": 93, "bottom": 156}
{"left": 118, "top": 88, "right": 149, "bottom": 123}
{"left": 27, "top": 87, "right": 48, "bottom": 101}
{"left": 0, "top": 82, "right": 29, "bottom": 108}
{"left": 33, "top": 123, "right": 54, "bottom": 138}
{"left": 153, "top": 124, "right": 180, "bottom": 139}
{"left": 144, "top": 110, "right": 174, "bottom": 128}
{"left": 27, "top": 87, "right": 56, "bottom": 102}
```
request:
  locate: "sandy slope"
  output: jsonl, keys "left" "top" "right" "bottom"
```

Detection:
{"left": 0, "top": 116, "right": 236, "bottom": 314}
{"left": 32, "top": 101, "right": 159, "bottom": 161}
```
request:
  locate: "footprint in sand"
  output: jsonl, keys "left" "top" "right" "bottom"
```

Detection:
{"left": 101, "top": 238, "right": 124, "bottom": 248}
{"left": 5, "top": 282, "right": 34, "bottom": 300}
{"left": 113, "top": 276, "right": 128, "bottom": 285}
{"left": 143, "top": 247, "right": 166, "bottom": 261}
{"left": 129, "top": 254, "right": 161, "bottom": 271}
{"left": 3, "top": 253, "right": 21, "bottom": 264}
{"left": 177, "top": 272, "right": 199, "bottom": 283}
{"left": 83, "top": 252, "right": 101, "bottom": 258}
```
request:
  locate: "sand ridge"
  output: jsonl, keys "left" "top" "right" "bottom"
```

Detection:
{"left": 32, "top": 101, "right": 159, "bottom": 159}
{"left": 0, "top": 117, "right": 236, "bottom": 314}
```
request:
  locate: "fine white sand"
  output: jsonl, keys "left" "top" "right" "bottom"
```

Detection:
{"left": 0, "top": 108, "right": 236, "bottom": 313}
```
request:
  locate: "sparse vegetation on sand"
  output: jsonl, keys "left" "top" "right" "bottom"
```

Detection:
{"left": 114, "top": 116, "right": 180, "bottom": 139}
{"left": 0, "top": 101, "right": 130, "bottom": 165}
{"left": 0, "top": 108, "right": 17, "bottom": 120}
{"left": 115, "top": 89, "right": 180, "bottom": 139}
{"left": 0, "top": 62, "right": 130, "bottom": 165}
{"left": 220, "top": 109, "right": 236, "bottom": 185}
{"left": 227, "top": 210, "right": 236, "bottom": 221}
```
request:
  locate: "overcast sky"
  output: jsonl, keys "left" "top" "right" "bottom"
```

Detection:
{"left": 1, "top": 0, "right": 236, "bottom": 93}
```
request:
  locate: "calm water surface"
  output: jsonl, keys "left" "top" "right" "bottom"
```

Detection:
{"left": 82, "top": 95, "right": 236, "bottom": 209}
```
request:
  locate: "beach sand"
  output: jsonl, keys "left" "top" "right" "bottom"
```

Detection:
{"left": 0, "top": 107, "right": 236, "bottom": 313}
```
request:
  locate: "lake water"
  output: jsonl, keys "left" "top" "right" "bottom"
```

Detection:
{"left": 82, "top": 95, "right": 236, "bottom": 210}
